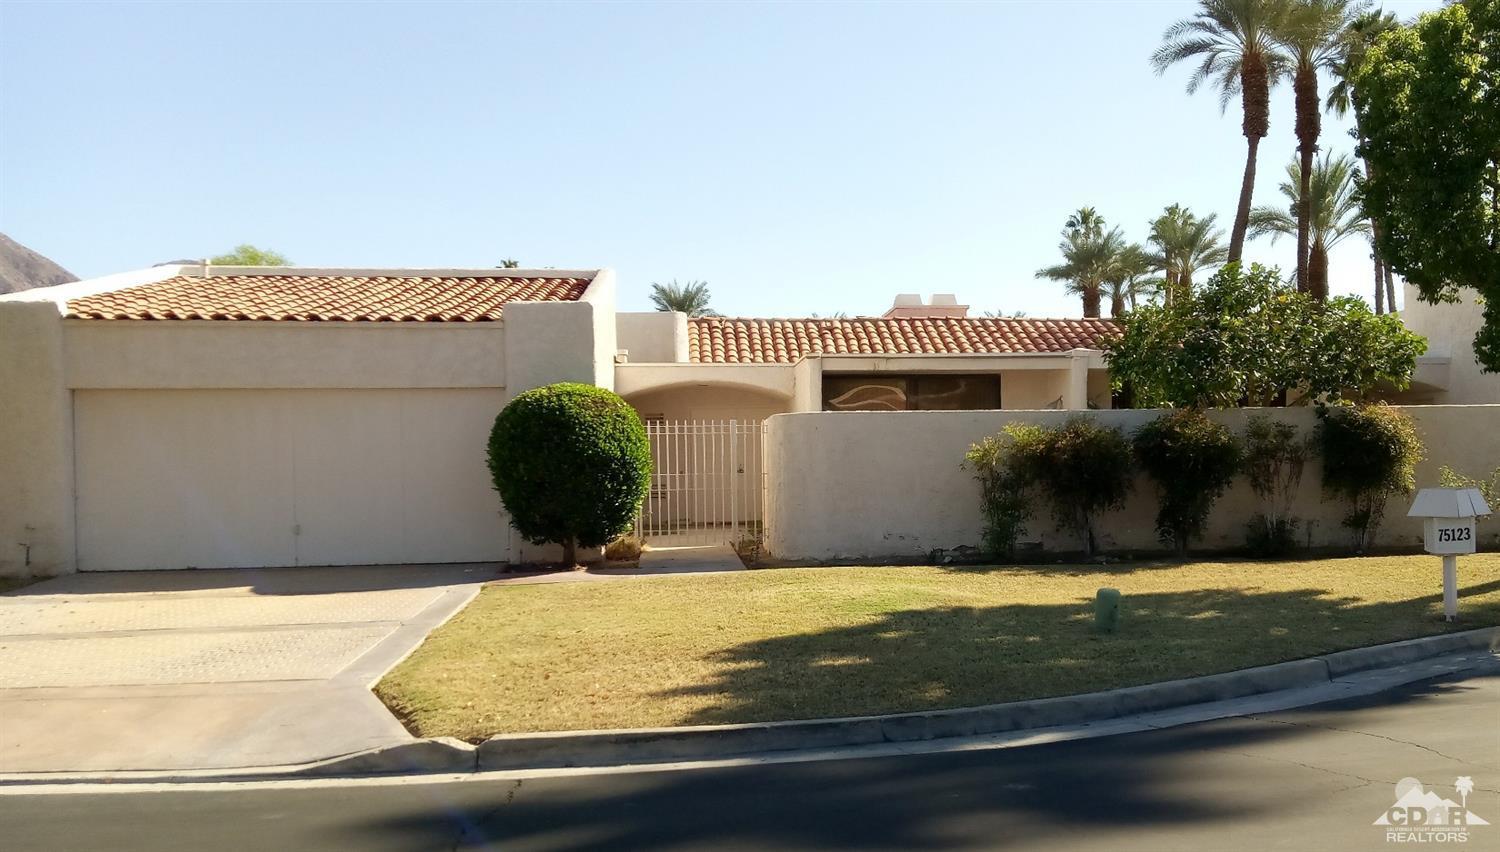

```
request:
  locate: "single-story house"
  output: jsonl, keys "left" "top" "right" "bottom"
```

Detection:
{"left": 2, "top": 264, "right": 1493, "bottom": 575}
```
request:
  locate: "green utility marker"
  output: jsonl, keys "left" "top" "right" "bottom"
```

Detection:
{"left": 1095, "top": 587, "right": 1122, "bottom": 633}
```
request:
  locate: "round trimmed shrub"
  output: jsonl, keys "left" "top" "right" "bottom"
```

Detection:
{"left": 1132, "top": 409, "right": 1242, "bottom": 554}
{"left": 488, "top": 383, "right": 651, "bottom": 565}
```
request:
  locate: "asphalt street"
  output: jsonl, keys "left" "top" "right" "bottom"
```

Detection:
{"left": 3, "top": 661, "right": 1497, "bottom": 852}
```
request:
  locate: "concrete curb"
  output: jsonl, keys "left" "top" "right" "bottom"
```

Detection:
{"left": 473, "top": 626, "right": 1498, "bottom": 770}
{"left": 2, "top": 627, "right": 1494, "bottom": 785}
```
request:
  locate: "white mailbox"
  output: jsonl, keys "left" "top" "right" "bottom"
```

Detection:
{"left": 1407, "top": 488, "right": 1492, "bottom": 621}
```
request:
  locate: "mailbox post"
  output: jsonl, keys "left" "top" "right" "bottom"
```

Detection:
{"left": 1407, "top": 488, "right": 1491, "bottom": 621}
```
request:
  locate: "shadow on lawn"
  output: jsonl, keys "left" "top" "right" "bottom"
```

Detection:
{"left": 656, "top": 581, "right": 1500, "bottom": 727}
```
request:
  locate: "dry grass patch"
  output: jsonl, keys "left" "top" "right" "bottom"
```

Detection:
{"left": 376, "top": 554, "right": 1500, "bottom": 742}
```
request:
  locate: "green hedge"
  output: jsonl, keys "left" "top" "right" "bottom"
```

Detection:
{"left": 488, "top": 383, "right": 651, "bottom": 565}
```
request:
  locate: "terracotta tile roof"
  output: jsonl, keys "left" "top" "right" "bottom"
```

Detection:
{"left": 688, "top": 316, "right": 1118, "bottom": 364}
{"left": 65, "top": 274, "right": 591, "bottom": 322}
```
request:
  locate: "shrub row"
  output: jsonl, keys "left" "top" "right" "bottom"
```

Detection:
{"left": 965, "top": 404, "right": 1425, "bottom": 559}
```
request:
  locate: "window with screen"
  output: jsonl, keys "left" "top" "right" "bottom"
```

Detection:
{"left": 822, "top": 374, "right": 1000, "bottom": 411}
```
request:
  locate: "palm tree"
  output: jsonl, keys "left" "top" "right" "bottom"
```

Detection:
{"left": 1107, "top": 244, "right": 1157, "bottom": 316}
{"left": 1326, "top": 7, "right": 1401, "bottom": 312}
{"left": 1036, "top": 219, "right": 1129, "bottom": 319}
{"left": 1248, "top": 152, "right": 1369, "bottom": 300}
{"left": 1153, "top": 0, "right": 1293, "bottom": 264}
{"left": 649, "top": 280, "right": 718, "bottom": 316}
{"left": 496, "top": 258, "right": 520, "bottom": 269}
{"left": 1148, "top": 205, "right": 1229, "bottom": 303}
{"left": 1065, "top": 207, "right": 1107, "bottom": 238}
{"left": 1274, "top": 0, "right": 1367, "bottom": 294}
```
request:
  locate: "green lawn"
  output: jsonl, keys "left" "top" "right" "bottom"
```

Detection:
{"left": 376, "top": 554, "right": 1500, "bottom": 742}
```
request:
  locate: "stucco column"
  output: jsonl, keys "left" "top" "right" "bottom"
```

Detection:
{"left": 500, "top": 273, "right": 618, "bottom": 564}
{"left": 0, "top": 299, "right": 76, "bottom": 576}
{"left": 792, "top": 357, "right": 823, "bottom": 412}
{"left": 1064, "top": 352, "right": 1090, "bottom": 410}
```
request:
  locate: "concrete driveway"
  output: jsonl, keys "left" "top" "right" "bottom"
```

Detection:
{"left": 0, "top": 564, "right": 491, "bottom": 774}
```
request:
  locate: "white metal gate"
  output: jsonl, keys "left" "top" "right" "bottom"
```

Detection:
{"left": 634, "top": 419, "right": 767, "bottom": 547}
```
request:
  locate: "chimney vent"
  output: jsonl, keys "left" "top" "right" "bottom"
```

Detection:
{"left": 882, "top": 294, "right": 970, "bottom": 319}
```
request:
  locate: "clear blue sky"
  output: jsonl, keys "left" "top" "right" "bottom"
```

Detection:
{"left": 0, "top": 0, "right": 1441, "bottom": 318}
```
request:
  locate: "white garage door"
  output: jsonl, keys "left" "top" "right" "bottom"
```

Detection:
{"left": 74, "top": 389, "right": 510, "bottom": 571}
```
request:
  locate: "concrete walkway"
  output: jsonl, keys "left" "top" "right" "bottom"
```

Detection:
{"left": 0, "top": 564, "right": 492, "bottom": 773}
{"left": 636, "top": 544, "right": 744, "bottom": 574}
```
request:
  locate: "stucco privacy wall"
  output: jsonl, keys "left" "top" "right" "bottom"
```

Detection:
{"left": 616, "top": 311, "right": 688, "bottom": 363}
{"left": 765, "top": 406, "right": 1500, "bottom": 561}
{"left": 0, "top": 265, "right": 190, "bottom": 577}
{"left": 0, "top": 300, "right": 74, "bottom": 577}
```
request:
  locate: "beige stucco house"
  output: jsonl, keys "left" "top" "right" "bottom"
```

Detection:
{"left": 0, "top": 268, "right": 1116, "bottom": 577}
{"left": 3, "top": 265, "right": 1493, "bottom": 575}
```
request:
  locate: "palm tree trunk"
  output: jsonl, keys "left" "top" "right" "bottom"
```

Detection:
{"left": 1293, "top": 62, "right": 1320, "bottom": 295}
{"left": 1360, "top": 149, "right": 1400, "bottom": 312}
{"left": 1230, "top": 55, "right": 1271, "bottom": 264}
{"left": 1373, "top": 256, "right": 1385, "bottom": 314}
{"left": 1083, "top": 288, "right": 1102, "bottom": 319}
{"left": 1229, "top": 134, "right": 1261, "bottom": 264}
{"left": 1310, "top": 240, "right": 1329, "bottom": 302}
{"left": 1110, "top": 293, "right": 1125, "bottom": 318}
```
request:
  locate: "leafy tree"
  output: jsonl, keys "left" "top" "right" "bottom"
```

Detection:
{"left": 1035, "top": 211, "right": 1130, "bottom": 318}
{"left": 1105, "top": 263, "right": 1425, "bottom": 407}
{"left": 487, "top": 383, "right": 651, "bottom": 566}
{"left": 1133, "top": 409, "right": 1243, "bottom": 554}
{"left": 1326, "top": 7, "right": 1402, "bottom": 313}
{"left": 1154, "top": 0, "right": 1293, "bottom": 264}
{"left": 1243, "top": 415, "right": 1314, "bottom": 555}
{"left": 1352, "top": 0, "right": 1500, "bottom": 369}
{"left": 1034, "top": 418, "right": 1135, "bottom": 556}
{"left": 1317, "top": 403, "right": 1423, "bottom": 552}
{"left": 1439, "top": 464, "right": 1499, "bottom": 509}
{"left": 649, "top": 280, "right": 718, "bottom": 316}
{"left": 1304, "top": 295, "right": 1427, "bottom": 403}
{"left": 211, "top": 244, "right": 289, "bottom": 266}
{"left": 967, "top": 418, "right": 1133, "bottom": 558}
{"left": 1273, "top": 0, "right": 1367, "bottom": 293}
{"left": 964, "top": 423, "right": 1049, "bottom": 558}
{"left": 497, "top": 258, "right": 520, "bottom": 269}
{"left": 1147, "top": 204, "right": 1229, "bottom": 303}
{"left": 1248, "top": 152, "right": 1369, "bottom": 300}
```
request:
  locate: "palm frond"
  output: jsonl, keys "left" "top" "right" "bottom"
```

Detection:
{"left": 649, "top": 279, "right": 717, "bottom": 317}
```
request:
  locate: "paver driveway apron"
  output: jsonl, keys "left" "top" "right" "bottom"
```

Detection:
{"left": 0, "top": 565, "right": 486, "bottom": 774}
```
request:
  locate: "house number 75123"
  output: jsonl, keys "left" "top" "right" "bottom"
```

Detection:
{"left": 1436, "top": 527, "right": 1472, "bottom": 543}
